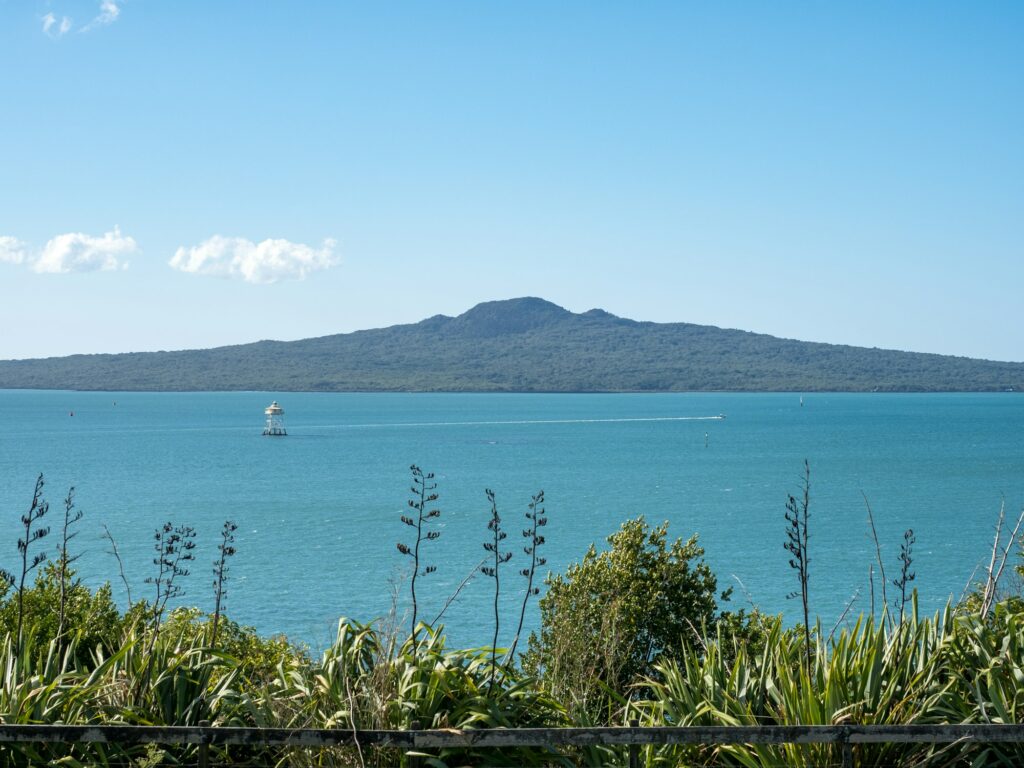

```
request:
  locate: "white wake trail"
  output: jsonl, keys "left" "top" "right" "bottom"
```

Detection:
{"left": 319, "top": 415, "right": 726, "bottom": 430}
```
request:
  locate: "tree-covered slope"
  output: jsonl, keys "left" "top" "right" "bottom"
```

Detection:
{"left": 1, "top": 297, "right": 1021, "bottom": 392}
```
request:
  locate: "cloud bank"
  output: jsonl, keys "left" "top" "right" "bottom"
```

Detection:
{"left": 169, "top": 236, "right": 339, "bottom": 284}
{"left": 0, "top": 228, "right": 137, "bottom": 273}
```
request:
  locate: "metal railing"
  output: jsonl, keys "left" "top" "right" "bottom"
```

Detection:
{"left": 1, "top": 722, "right": 1023, "bottom": 767}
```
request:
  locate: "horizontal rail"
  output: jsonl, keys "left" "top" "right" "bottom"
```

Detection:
{"left": 0, "top": 724, "right": 1022, "bottom": 748}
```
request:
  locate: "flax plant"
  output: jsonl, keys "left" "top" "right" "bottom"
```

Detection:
{"left": 145, "top": 522, "right": 197, "bottom": 632}
{"left": 102, "top": 523, "right": 133, "bottom": 607}
{"left": 509, "top": 490, "right": 546, "bottom": 662}
{"left": 3, "top": 474, "right": 52, "bottom": 647}
{"left": 784, "top": 460, "right": 812, "bottom": 678}
{"left": 56, "top": 486, "right": 84, "bottom": 645}
{"left": 283, "top": 619, "right": 567, "bottom": 767}
{"left": 137, "top": 522, "right": 196, "bottom": 705}
{"left": 893, "top": 528, "right": 916, "bottom": 628}
{"left": 211, "top": 520, "right": 238, "bottom": 648}
{"left": 481, "top": 489, "right": 513, "bottom": 692}
{"left": 641, "top": 599, "right": 958, "bottom": 768}
{"left": 397, "top": 465, "right": 441, "bottom": 640}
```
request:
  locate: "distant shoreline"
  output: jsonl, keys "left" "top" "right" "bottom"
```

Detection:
{"left": 0, "top": 386, "right": 1018, "bottom": 395}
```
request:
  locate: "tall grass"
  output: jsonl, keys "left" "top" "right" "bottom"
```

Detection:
{"left": 639, "top": 598, "right": 1024, "bottom": 767}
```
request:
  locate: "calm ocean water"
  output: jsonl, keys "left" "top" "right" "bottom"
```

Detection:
{"left": 1, "top": 390, "right": 1021, "bottom": 649}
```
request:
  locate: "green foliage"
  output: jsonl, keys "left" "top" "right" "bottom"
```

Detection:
{"left": 0, "top": 563, "right": 122, "bottom": 660}
{"left": 160, "top": 606, "right": 308, "bottom": 691}
{"left": 523, "top": 516, "right": 729, "bottom": 723}
{"left": 2, "top": 575, "right": 1024, "bottom": 766}
{"left": 936, "top": 602, "right": 1024, "bottom": 765}
{"left": 639, "top": 597, "right": 1024, "bottom": 767}
{"left": 275, "top": 620, "right": 568, "bottom": 766}
{"left": 714, "top": 607, "right": 783, "bottom": 663}
{"left": 641, "top": 603, "right": 944, "bottom": 767}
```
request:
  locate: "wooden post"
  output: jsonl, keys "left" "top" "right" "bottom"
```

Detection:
{"left": 840, "top": 726, "right": 853, "bottom": 768}
{"left": 197, "top": 720, "right": 210, "bottom": 768}
{"left": 408, "top": 720, "right": 421, "bottom": 768}
{"left": 628, "top": 720, "right": 640, "bottom": 768}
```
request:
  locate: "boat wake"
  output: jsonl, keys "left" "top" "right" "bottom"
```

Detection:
{"left": 322, "top": 415, "right": 726, "bottom": 430}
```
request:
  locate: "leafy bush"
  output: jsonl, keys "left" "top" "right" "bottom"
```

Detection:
{"left": 523, "top": 516, "right": 731, "bottom": 723}
{"left": 0, "top": 564, "right": 122, "bottom": 660}
{"left": 160, "top": 606, "right": 309, "bottom": 691}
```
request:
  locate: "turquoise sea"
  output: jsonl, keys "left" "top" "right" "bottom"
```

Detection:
{"left": 1, "top": 390, "right": 1021, "bottom": 649}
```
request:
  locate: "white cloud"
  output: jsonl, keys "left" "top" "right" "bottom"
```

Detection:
{"left": 81, "top": 0, "right": 120, "bottom": 31}
{"left": 98, "top": 0, "right": 120, "bottom": 24}
{"left": 42, "top": 12, "right": 73, "bottom": 38}
{"left": 32, "top": 226, "right": 137, "bottom": 273}
{"left": 169, "top": 236, "right": 339, "bottom": 284}
{"left": 0, "top": 236, "right": 29, "bottom": 265}
{"left": 44, "top": 2, "right": 121, "bottom": 37}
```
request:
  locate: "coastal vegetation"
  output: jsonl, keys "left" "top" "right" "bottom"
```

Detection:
{"left": 0, "top": 469, "right": 1023, "bottom": 766}
{"left": 1, "top": 298, "right": 1022, "bottom": 393}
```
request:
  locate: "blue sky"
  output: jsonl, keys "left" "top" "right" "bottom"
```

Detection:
{"left": 1, "top": 1, "right": 1021, "bottom": 361}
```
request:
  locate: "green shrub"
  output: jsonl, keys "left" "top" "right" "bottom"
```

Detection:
{"left": 0, "top": 564, "right": 122, "bottom": 660}
{"left": 159, "top": 606, "right": 310, "bottom": 691}
{"left": 523, "top": 516, "right": 731, "bottom": 723}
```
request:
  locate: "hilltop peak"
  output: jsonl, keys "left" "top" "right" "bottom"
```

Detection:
{"left": 581, "top": 308, "right": 623, "bottom": 321}
{"left": 450, "top": 297, "right": 573, "bottom": 336}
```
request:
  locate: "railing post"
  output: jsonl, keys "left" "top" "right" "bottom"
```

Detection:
{"left": 198, "top": 720, "right": 210, "bottom": 768}
{"left": 628, "top": 719, "right": 640, "bottom": 768}
{"left": 408, "top": 720, "right": 421, "bottom": 768}
{"left": 840, "top": 726, "right": 853, "bottom": 768}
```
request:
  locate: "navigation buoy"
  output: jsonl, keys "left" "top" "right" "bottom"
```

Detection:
{"left": 262, "top": 401, "right": 287, "bottom": 436}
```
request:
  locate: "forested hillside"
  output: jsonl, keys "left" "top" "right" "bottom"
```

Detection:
{"left": 1, "top": 297, "right": 1021, "bottom": 392}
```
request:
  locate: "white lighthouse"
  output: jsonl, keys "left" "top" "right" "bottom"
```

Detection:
{"left": 262, "top": 401, "right": 287, "bottom": 436}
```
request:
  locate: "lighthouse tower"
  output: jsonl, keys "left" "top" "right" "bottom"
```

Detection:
{"left": 262, "top": 401, "right": 287, "bottom": 436}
